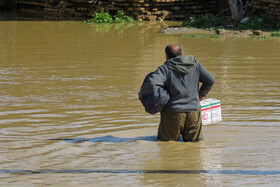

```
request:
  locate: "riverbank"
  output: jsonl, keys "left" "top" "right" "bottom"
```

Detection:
{"left": 161, "top": 26, "right": 279, "bottom": 39}
{"left": 161, "top": 14, "right": 280, "bottom": 39}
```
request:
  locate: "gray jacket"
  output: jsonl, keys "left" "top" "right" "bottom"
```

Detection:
{"left": 139, "top": 55, "right": 215, "bottom": 112}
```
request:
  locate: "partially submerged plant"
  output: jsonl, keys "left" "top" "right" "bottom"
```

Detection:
{"left": 114, "top": 10, "right": 134, "bottom": 23}
{"left": 85, "top": 9, "right": 113, "bottom": 23}
{"left": 85, "top": 9, "right": 134, "bottom": 24}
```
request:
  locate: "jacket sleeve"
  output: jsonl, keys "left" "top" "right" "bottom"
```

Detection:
{"left": 138, "top": 66, "right": 168, "bottom": 98}
{"left": 198, "top": 63, "right": 215, "bottom": 97}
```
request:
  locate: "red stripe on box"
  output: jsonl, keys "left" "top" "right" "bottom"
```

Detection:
{"left": 201, "top": 108, "right": 210, "bottom": 111}
{"left": 211, "top": 105, "right": 221, "bottom": 109}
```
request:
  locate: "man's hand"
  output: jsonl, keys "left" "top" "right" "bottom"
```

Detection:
{"left": 199, "top": 96, "right": 204, "bottom": 101}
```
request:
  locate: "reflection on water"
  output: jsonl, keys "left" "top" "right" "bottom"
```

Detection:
{"left": 0, "top": 20, "right": 280, "bottom": 186}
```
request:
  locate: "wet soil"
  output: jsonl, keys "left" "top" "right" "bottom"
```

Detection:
{"left": 161, "top": 26, "right": 271, "bottom": 38}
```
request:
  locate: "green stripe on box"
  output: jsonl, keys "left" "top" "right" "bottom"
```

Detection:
{"left": 201, "top": 104, "right": 210, "bottom": 108}
{"left": 210, "top": 102, "right": 220, "bottom": 106}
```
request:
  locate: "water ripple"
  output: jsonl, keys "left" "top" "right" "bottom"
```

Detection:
{"left": 0, "top": 169, "right": 280, "bottom": 175}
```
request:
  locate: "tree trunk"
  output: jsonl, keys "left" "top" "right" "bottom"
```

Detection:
{"left": 227, "top": 0, "right": 244, "bottom": 22}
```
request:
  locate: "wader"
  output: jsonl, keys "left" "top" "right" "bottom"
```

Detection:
{"left": 157, "top": 108, "right": 202, "bottom": 142}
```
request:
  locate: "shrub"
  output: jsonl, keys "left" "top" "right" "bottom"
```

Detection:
{"left": 114, "top": 10, "right": 134, "bottom": 23}
{"left": 270, "top": 31, "right": 280, "bottom": 37}
{"left": 182, "top": 14, "right": 225, "bottom": 28}
{"left": 238, "top": 17, "right": 265, "bottom": 30}
{"left": 85, "top": 9, "right": 134, "bottom": 24}
{"left": 85, "top": 9, "right": 113, "bottom": 23}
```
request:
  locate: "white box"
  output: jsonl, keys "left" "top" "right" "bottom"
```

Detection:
{"left": 200, "top": 98, "right": 222, "bottom": 125}
{"left": 200, "top": 100, "right": 212, "bottom": 125}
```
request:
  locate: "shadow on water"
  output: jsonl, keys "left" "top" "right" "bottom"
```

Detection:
{"left": 48, "top": 135, "right": 159, "bottom": 143}
{"left": 1, "top": 169, "right": 280, "bottom": 175}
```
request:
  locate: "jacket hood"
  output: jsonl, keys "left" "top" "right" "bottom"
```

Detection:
{"left": 166, "top": 55, "right": 198, "bottom": 74}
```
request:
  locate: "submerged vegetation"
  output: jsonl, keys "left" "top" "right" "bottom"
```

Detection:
{"left": 85, "top": 9, "right": 134, "bottom": 24}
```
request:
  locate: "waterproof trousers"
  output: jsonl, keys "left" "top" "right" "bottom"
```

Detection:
{"left": 157, "top": 108, "right": 202, "bottom": 142}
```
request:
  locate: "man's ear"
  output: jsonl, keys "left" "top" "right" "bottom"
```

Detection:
{"left": 166, "top": 55, "right": 169, "bottom": 60}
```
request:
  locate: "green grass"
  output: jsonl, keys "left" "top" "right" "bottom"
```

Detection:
{"left": 252, "top": 35, "right": 268, "bottom": 40}
{"left": 85, "top": 9, "right": 134, "bottom": 24}
{"left": 182, "top": 14, "right": 279, "bottom": 31}
{"left": 270, "top": 31, "right": 280, "bottom": 37}
{"left": 237, "top": 17, "right": 265, "bottom": 30}
{"left": 209, "top": 33, "right": 219, "bottom": 39}
{"left": 182, "top": 14, "right": 226, "bottom": 29}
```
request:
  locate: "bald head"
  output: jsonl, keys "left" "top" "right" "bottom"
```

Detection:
{"left": 165, "top": 44, "right": 182, "bottom": 59}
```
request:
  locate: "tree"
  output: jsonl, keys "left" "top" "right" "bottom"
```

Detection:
{"left": 227, "top": 0, "right": 244, "bottom": 22}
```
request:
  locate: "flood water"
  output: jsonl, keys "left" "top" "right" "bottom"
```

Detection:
{"left": 0, "top": 20, "right": 280, "bottom": 186}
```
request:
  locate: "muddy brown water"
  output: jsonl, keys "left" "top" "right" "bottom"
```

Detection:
{"left": 0, "top": 21, "right": 280, "bottom": 186}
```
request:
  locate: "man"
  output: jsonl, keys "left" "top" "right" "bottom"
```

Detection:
{"left": 139, "top": 44, "right": 215, "bottom": 142}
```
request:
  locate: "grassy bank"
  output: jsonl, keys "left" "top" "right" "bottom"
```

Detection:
{"left": 179, "top": 14, "right": 280, "bottom": 39}
{"left": 182, "top": 14, "right": 280, "bottom": 31}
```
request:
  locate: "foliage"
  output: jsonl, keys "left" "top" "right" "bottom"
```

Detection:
{"left": 182, "top": 14, "right": 279, "bottom": 31}
{"left": 270, "top": 31, "right": 280, "bottom": 38}
{"left": 252, "top": 35, "right": 268, "bottom": 40}
{"left": 85, "top": 9, "right": 134, "bottom": 24}
{"left": 238, "top": 17, "right": 265, "bottom": 30}
{"left": 114, "top": 10, "right": 134, "bottom": 23}
{"left": 85, "top": 9, "right": 113, "bottom": 23}
{"left": 209, "top": 34, "right": 219, "bottom": 39}
{"left": 182, "top": 14, "right": 226, "bottom": 28}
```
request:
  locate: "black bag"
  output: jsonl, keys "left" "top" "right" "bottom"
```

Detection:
{"left": 141, "top": 87, "right": 170, "bottom": 115}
